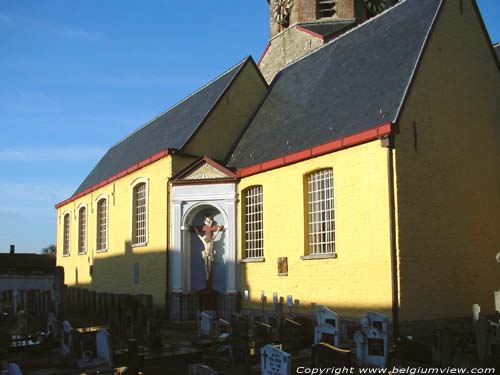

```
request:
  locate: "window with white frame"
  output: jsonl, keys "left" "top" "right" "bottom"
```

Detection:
{"left": 78, "top": 206, "right": 87, "bottom": 254}
{"left": 132, "top": 182, "right": 147, "bottom": 245}
{"left": 244, "top": 185, "right": 264, "bottom": 258}
{"left": 306, "top": 168, "right": 335, "bottom": 255}
{"left": 96, "top": 198, "right": 108, "bottom": 251}
{"left": 63, "top": 213, "right": 71, "bottom": 256}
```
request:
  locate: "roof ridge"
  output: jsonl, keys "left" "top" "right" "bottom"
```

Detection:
{"left": 273, "top": 0, "right": 410, "bottom": 77}
{"left": 393, "top": 0, "right": 443, "bottom": 122}
{"left": 108, "top": 56, "right": 250, "bottom": 150}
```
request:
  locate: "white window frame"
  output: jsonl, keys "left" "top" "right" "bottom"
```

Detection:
{"left": 62, "top": 210, "right": 71, "bottom": 257}
{"left": 304, "top": 168, "right": 336, "bottom": 258}
{"left": 130, "top": 177, "right": 149, "bottom": 247}
{"left": 243, "top": 185, "right": 264, "bottom": 259}
{"left": 95, "top": 194, "right": 109, "bottom": 253}
{"left": 77, "top": 203, "right": 88, "bottom": 255}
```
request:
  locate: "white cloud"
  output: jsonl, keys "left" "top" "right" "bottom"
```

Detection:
{"left": 0, "top": 146, "right": 106, "bottom": 162}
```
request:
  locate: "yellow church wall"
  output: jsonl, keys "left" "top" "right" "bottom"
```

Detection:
{"left": 238, "top": 140, "right": 394, "bottom": 318}
{"left": 394, "top": 0, "right": 500, "bottom": 322}
{"left": 183, "top": 60, "right": 268, "bottom": 162}
{"left": 56, "top": 155, "right": 173, "bottom": 305}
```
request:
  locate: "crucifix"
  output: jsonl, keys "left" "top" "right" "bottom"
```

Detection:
{"left": 192, "top": 215, "right": 224, "bottom": 288}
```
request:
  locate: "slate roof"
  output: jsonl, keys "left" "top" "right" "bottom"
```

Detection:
{"left": 494, "top": 43, "right": 500, "bottom": 60}
{"left": 228, "top": 0, "right": 442, "bottom": 168}
{"left": 299, "top": 20, "right": 355, "bottom": 39}
{"left": 74, "top": 58, "right": 249, "bottom": 195}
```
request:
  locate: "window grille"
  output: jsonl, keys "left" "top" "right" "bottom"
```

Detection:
{"left": 78, "top": 207, "right": 87, "bottom": 254}
{"left": 133, "top": 183, "right": 147, "bottom": 244}
{"left": 307, "top": 169, "right": 335, "bottom": 254}
{"left": 96, "top": 199, "right": 107, "bottom": 251}
{"left": 63, "top": 213, "right": 70, "bottom": 256}
{"left": 244, "top": 185, "right": 264, "bottom": 258}
{"left": 318, "top": 0, "right": 335, "bottom": 18}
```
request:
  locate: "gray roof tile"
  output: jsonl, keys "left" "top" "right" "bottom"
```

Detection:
{"left": 228, "top": 0, "right": 442, "bottom": 168}
{"left": 74, "top": 58, "right": 248, "bottom": 194}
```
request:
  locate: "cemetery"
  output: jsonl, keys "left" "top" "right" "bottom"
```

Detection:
{"left": 1, "top": 286, "right": 498, "bottom": 373}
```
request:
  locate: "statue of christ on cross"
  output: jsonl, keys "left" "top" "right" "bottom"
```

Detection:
{"left": 192, "top": 215, "right": 224, "bottom": 282}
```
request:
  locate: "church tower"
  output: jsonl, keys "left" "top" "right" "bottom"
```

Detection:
{"left": 260, "top": 0, "right": 396, "bottom": 82}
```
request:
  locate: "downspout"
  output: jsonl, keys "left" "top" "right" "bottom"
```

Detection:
{"left": 383, "top": 133, "right": 400, "bottom": 342}
{"left": 165, "top": 177, "right": 171, "bottom": 320}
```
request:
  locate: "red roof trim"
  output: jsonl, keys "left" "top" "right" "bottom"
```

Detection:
{"left": 257, "top": 42, "right": 272, "bottom": 67}
{"left": 236, "top": 123, "right": 392, "bottom": 178}
{"left": 55, "top": 149, "right": 170, "bottom": 209}
{"left": 296, "top": 25, "right": 324, "bottom": 41}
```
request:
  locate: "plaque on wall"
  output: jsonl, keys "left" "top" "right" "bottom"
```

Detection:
{"left": 278, "top": 257, "right": 288, "bottom": 276}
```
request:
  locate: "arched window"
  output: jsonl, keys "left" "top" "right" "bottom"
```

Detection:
{"left": 78, "top": 205, "right": 87, "bottom": 254}
{"left": 62, "top": 212, "right": 71, "bottom": 256}
{"left": 243, "top": 185, "right": 264, "bottom": 259}
{"left": 132, "top": 182, "right": 147, "bottom": 245}
{"left": 96, "top": 198, "right": 108, "bottom": 252}
{"left": 306, "top": 168, "right": 335, "bottom": 255}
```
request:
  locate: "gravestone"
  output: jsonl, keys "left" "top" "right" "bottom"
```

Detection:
{"left": 189, "top": 364, "right": 218, "bottom": 375}
{"left": 61, "top": 320, "right": 73, "bottom": 354}
{"left": 231, "top": 313, "right": 250, "bottom": 339}
{"left": 475, "top": 316, "right": 500, "bottom": 362}
{"left": 311, "top": 342, "right": 352, "bottom": 368}
{"left": 255, "top": 320, "right": 273, "bottom": 350}
{"left": 261, "top": 344, "right": 292, "bottom": 375}
{"left": 279, "top": 317, "right": 303, "bottom": 353}
{"left": 199, "top": 311, "right": 215, "bottom": 337}
{"left": 229, "top": 313, "right": 252, "bottom": 365}
{"left": 354, "top": 312, "right": 389, "bottom": 368}
{"left": 314, "top": 306, "right": 339, "bottom": 347}
{"left": 341, "top": 319, "right": 358, "bottom": 345}
{"left": 472, "top": 304, "right": 481, "bottom": 323}
{"left": 96, "top": 329, "right": 113, "bottom": 366}
{"left": 216, "top": 318, "right": 230, "bottom": 340}
{"left": 495, "top": 290, "right": 500, "bottom": 313}
{"left": 47, "top": 312, "right": 57, "bottom": 336}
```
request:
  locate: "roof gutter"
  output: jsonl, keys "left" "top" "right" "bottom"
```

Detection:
{"left": 236, "top": 122, "right": 392, "bottom": 177}
{"left": 55, "top": 149, "right": 171, "bottom": 209}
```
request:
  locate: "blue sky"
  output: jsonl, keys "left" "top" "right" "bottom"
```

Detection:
{"left": 0, "top": 1, "right": 498, "bottom": 253}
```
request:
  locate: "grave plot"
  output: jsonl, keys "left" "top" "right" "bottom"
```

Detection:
{"left": 311, "top": 342, "right": 352, "bottom": 368}
{"left": 354, "top": 312, "right": 389, "bottom": 368}
{"left": 261, "top": 344, "right": 292, "bottom": 375}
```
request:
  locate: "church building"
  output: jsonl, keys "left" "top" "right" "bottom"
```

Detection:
{"left": 56, "top": 0, "right": 500, "bottom": 336}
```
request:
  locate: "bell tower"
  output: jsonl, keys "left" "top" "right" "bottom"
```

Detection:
{"left": 260, "top": 0, "right": 396, "bottom": 82}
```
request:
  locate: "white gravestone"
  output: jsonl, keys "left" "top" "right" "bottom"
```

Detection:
{"left": 314, "top": 305, "right": 339, "bottom": 346}
{"left": 261, "top": 344, "right": 292, "bottom": 375}
{"left": 472, "top": 304, "right": 481, "bottom": 323}
{"left": 495, "top": 290, "right": 500, "bottom": 313}
{"left": 61, "top": 320, "right": 73, "bottom": 354}
{"left": 199, "top": 311, "right": 214, "bottom": 337}
{"left": 96, "top": 329, "right": 113, "bottom": 365}
{"left": 354, "top": 312, "right": 389, "bottom": 368}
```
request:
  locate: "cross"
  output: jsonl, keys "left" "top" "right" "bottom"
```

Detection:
{"left": 193, "top": 224, "right": 224, "bottom": 240}
{"left": 192, "top": 216, "right": 224, "bottom": 240}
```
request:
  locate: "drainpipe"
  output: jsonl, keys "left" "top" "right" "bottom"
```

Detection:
{"left": 165, "top": 177, "right": 171, "bottom": 320}
{"left": 382, "top": 134, "right": 400, "bottom": 342}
